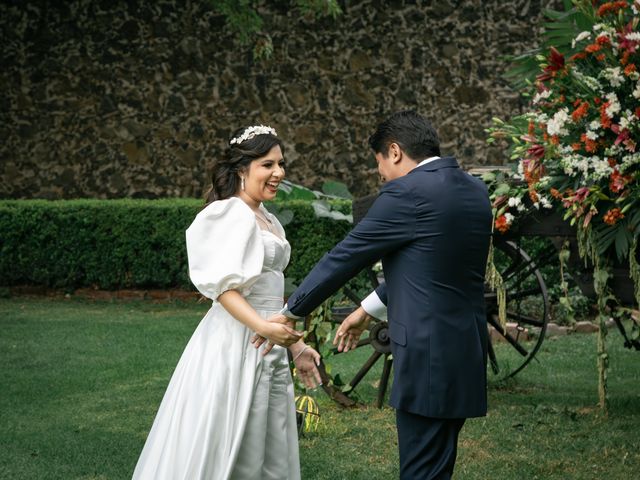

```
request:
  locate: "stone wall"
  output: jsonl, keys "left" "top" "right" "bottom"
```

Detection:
{"left": 0, "top": 0, "right": 559, "bottom": 199}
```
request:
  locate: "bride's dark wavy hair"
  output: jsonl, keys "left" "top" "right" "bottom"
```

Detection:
{"left": 203, "top": 126, "right": 284, "bottom": 206}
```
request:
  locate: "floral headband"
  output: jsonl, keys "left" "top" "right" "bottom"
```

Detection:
{"left": 230, "top": 125, "right": 277, "bottom": 145}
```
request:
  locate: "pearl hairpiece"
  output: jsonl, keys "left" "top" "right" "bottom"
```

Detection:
{"left": 230, "top": 125, "right": 277, "bottom": 145}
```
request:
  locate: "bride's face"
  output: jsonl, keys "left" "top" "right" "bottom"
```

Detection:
{"left": 241, "top": 145, "right": 285, "bottom": 202}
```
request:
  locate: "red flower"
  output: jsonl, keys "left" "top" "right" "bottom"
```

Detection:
{"left": 603, "top": 208, "right": 624, "bottom": 225}
{"left": 575, "top": 187, "right": 590, "bottom": 203}
{"left": 609, "top": 169, "right": 632, "bottom": 193}
{"left": 618, "top": 21, "right": 639, "bottom": 54}
{"left": 611, "top": 124, "right": 637, "bottom": 152}
{"left": 624, "top": 64, "right": 637, "bottom": 76}
{"left": 495, "top": 215, "right": 510, "bottom": 233}
{"left": 597, "top": 1, "right": 628, "bottom": 17}
{"left": 537, "top": 47, "right": 566, "bottom": 82}
{"left": 585, "top": 43, "right": 602, "bottom": 53}
{"left": 527, "top": 144, "right": 545, "bottom": 159}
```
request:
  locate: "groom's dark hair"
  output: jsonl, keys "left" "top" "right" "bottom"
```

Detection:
{"left": 368, "top": 110, "right": 441, "bottom": 160}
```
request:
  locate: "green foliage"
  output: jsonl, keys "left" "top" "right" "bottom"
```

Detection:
{"left": 503, "top": 0, "right": 595, "bottom": 88}
{"left": 211, "top": 0, "right": 342, "bottom": 59}
{"left": 0, "top": 199, "right": 353, "bottom": 291}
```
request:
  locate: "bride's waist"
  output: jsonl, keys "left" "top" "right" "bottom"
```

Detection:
{"left": 244, "top": 294, "right": 284, "bottom": 311}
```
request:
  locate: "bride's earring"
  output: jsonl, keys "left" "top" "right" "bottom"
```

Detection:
{"left": 241, "top": 176, "right": 245, "bottom": 191}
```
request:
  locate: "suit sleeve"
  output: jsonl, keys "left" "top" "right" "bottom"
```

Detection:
{"left": 287, "top": 181, "right": 415, "bottom": 317}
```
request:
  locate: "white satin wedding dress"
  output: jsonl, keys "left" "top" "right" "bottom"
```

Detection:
{"left": 132, "top": 197, "right": 300, "bottom": 480}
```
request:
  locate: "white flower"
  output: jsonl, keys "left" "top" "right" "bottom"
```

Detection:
{"left": 504, "top": 213, "right": 515, "bottom": 224}
{"left": 572, "top": 31, "right": 591, "bottom": 48}
{"left": 517, "top": 203, "right": 527, "bottom": 213}
{"left": 532, "top": 89, "right": 552, "bottom": 104}
{"left": 586, "top": 130, "right": 598, "bottom": 141}
{"left": 604, "top": 67, "right": 624, "bottom": 87}
{"left": 540, "top": 196, "right": 553, "bottom": 209}
{"left": 619, "top": 110, "right": 634, "bottom": 130}
{"left": 508, "top": 196, "right": 522, "bottom": 208}
{"left": 621, "top": 152, "right": 640, "bottom": 171}
{"left": 589, "top": 120, "right": 601, "bottom": 131}
{"left": 547, "top": 108, "right": 571, "bottom": 136}
{"left": 605, "top": 92, "right": 621, "bottom": 118}
{"left": 572, "top": 68, "right": 602, "bottom": 92}
{"left": 626, "top": 32, "right": 640, "bottom": 41}
{"left": 633, "top": 81, "right": 640, "bottom": 100}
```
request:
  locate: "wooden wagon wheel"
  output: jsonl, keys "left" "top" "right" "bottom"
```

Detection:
{"left": 305, "top": 237, "right": 550, "bottom": 407}
{"left": 303, "top": 268, "right": 391, "bottom": 408}
{"left": 486, "top": 238, "right": 550, "bottom": 379}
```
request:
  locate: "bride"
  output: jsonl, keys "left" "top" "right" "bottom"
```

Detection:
{"left": 132, "top": 125, "right": 322, "bottom": 480}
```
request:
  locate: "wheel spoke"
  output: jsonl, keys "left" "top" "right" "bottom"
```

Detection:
{"left": 349, "top": 351, "right": 383, "bottom": 390}
{"left": 487, "top": 336, "right": 500, "bottom": 375}
{"left": 376, "top": 355, "right": 393, "bottom": 408}
{"left": 507, "top": 286, "right": 543, "bottom": 301}
{"left": 343, "top": 286, "right": 362, "bottom": 305}
{"left": 329, "top": 337, "right": 371, "bottom": 355}
{"left": 487, "top": 316, "right": 529, "bottom": 357}
{"left": 506, "top": 310, "right": 545, "bottom": 327}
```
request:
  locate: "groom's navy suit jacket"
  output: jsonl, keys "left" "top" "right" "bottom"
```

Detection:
{"left": 287, "top": 157, "right": 493, "bottom": 419}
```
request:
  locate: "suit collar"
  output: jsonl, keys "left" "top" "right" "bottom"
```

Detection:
{"left": 410, "top": 156, "right": 459, "bottom": 173}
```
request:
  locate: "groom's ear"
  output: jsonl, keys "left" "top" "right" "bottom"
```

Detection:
{"left": 388, "top": 142, "right": 403, "bottom": 164}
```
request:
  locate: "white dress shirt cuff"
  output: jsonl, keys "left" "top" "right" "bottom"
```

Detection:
{"left": 279, "top": 304, "right": 302, "bottom": 320}
{"left": 360, "top": 290, "right": 387, "bottom": 320}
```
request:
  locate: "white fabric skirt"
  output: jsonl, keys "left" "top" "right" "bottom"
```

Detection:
{"left": 132, "top": 295, "right": 300, "bottom": 480}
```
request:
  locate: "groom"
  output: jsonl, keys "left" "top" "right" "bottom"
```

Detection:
{"left": 277, "top": 110, "right": 492, "bottom": 478}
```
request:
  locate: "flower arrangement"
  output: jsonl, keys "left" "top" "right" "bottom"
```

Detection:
{"left": 486, "top": 0, "right": 640, "bottom": 410}
{"left": 487, "top": 0, "right": 640, "bottom": 269}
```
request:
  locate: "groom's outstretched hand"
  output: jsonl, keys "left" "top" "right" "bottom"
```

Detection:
{"left": 334, "top": 306, "right": 372, "bottom": 352}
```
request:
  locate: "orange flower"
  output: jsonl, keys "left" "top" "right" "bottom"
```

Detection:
{"left": 528, "top": 120, "right": 536, "bottom": 136}
{"left": 624, "top": 64, "right": 637, "bottom": 76}
{"left": 603, "top": 208, "right": 624, "bottom": 225}
{"left": 596, "top": 53, "right": 606, "bottom": 62}
{"left": 571, "top": 52, "right": 588, "bottom": 61}
{"left": 529, "top": 189, "right": 539, "bottom": 203}
{"left": 600, "top": 103, "right": 612, "bottom": 129}
{"left": 495, "top": 215, "right": 510, "bottom": 233}
{"left": 572, "top": 142, "right": 582, "bottom": 151}
{"left": 550, "top": 188, "right": 562, "bottom": 199}
{"left": 585, "top": 43, "right": 601, "bottom": 53}
{"left": 550, "top": 135, "right": 560, "bottom": 145}
{"left": 596, "top": 35, "right": 611, "bottom": 46}
{"left": 621, "top": 50, "right": 631, "bottom": 66}
{"left": 597, "top": 1, "right": 628, "bottom": 17}
{"left": 572, "top": 100, "right": 589, "bottom": 121}
{"left": 580, "top": 133, "right": 598, "bottom": 153}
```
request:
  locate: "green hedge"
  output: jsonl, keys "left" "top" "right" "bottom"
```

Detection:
{"left": 0, "top": 199, "right": 353, "bottom": 291}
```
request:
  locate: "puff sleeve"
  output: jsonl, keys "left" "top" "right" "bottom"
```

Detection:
{"left": 186, "top": 197, "right": 264, "bottom": 300}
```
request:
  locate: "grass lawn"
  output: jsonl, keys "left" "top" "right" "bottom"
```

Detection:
{"left": 1, "top": 297, "right": 639, "bottom": 479}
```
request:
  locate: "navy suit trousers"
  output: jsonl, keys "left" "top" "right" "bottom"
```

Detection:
{"left": 396, "top": 410, "right": 466, "bottom": 479}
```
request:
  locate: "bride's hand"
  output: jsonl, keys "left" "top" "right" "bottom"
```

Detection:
{"left": 251, "top": 314, "right": 297, "bottom": 354}
{"left": 253, "top": 318, "right": 303, "bottom": 350}
{"left": 292, "top": 345, "right": 322, "bottom": 389}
